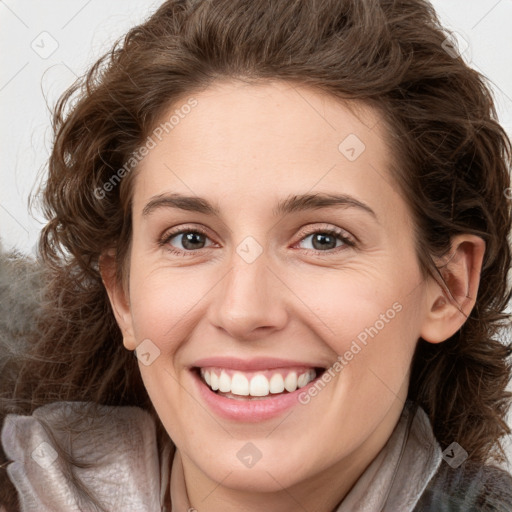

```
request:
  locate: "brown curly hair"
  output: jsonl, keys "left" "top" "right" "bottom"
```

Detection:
{"left": 1, "top": 0, "right": 512, "bottom": 509}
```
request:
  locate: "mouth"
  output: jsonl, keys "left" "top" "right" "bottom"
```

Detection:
{"left": 193, "top": 366, "right": 327, "bottom": 400}
{"left": 189, "top": 357, "right": 329, "bottom": 421}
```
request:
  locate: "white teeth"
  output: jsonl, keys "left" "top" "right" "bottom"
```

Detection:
{"left": 200, "top": 368, "right": 317, "bottom": 398}
{"left": 269, "top": 373, "right": 285, "bottom": 394}
{"left": 249, "top": 374, "right": 270, "bottom": 396}
{"left": 231, "top": 372, "right": 249, "bottom": 396}
{"left": 210, "top": 371, "right": 219, "bottom": 390}
{"left": 298, "top": 370, "right": 316, "bottom": 388}
{"left": 284, "top": 372, "right": 298, "bottom": 392}
{"left": 219, "top": 370, "right": 231, "bottom": 392}
{"left": 297, "top": 373, "right": 308, "bottom": 388}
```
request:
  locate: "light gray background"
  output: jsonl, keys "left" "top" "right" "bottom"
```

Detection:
{"left": 1, "top": 0, "right": 511, "bottom": 468}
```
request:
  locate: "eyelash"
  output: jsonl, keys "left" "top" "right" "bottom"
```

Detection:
{"left": 158, "top": 224, "right": 356, "bottom": 257}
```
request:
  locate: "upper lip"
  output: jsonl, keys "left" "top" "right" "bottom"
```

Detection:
{"left": 191, "top": 357, "right": 325, "bottom": 372}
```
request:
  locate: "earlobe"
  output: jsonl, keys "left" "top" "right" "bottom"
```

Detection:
{"left": 99, "top": 251, "right": 138, "bottom": 351}
{"left": 420, "top": 234, "right": 485, "bottom": 344}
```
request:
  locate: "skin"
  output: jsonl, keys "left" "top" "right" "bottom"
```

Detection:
{"left": 102, "top": 80, "right": 485, "bottom": 512}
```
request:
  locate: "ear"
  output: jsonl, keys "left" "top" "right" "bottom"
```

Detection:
{"left": 99, "top": 250, "right": 138, "bottom": 351}
{"left": 420, "top": 234, "right": 486, "bottom": 344}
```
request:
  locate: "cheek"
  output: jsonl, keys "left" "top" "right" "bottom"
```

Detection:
{"left": 290, "top": 267, "right": 417, "bottom": 345}
{"left": 288, "top": 266, "right": 423, "bottom": 399}
{"left": 127, "top": 266, "right": 210, "bottom": 350}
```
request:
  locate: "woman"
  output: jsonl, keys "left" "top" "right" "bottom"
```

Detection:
{"left": 1, "top": 0, "right": 511, "bottom": 510}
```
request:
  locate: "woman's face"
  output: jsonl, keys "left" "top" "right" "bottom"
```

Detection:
{"left": 113, "top": 80, "right": 433, "bottom": 494}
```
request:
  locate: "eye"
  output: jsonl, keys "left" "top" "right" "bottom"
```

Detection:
{"left": 159, "top": 224, "right": 356, "bottom": 257}
{"left": 159, "top": 226, "right": 215, "bottom": 256}
{"left": 294, "top": 226, "right": 356, "bottom": 253}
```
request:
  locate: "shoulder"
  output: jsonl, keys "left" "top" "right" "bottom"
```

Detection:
{"left": 1, "top": 401, "right": 165, "bottom": 511}
{"left": 414, "top": 458, "right": 512, "bottom": 511}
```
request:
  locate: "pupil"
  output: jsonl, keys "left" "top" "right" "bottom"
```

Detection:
{"left": 313, "top": 233, "right": 335, "bottom": 250}
{"left": 183, "top": 232, "right": 205, "bottom": 250}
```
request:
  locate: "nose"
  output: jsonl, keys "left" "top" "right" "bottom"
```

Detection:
{"left": 207, "top": 245, "right": 289, "bottom": 341}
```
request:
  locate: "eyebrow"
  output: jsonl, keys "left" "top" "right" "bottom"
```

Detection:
{"left": 142, "top": 192, "right": 377, "bottom": 219}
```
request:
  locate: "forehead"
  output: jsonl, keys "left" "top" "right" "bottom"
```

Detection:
{"left": 143, "top": 79, "right": 385, "bottom": 161}
{"left": 132, "top": 80, "right": 404, "bottom": 223}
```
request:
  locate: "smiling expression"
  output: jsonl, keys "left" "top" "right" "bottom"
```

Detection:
{"left": 107, "top": 79, "right": 434, "bottom": 497}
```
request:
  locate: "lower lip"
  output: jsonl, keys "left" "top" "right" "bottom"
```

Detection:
{"left": 191, "top": 369, "right": 319, "bottom": 422}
